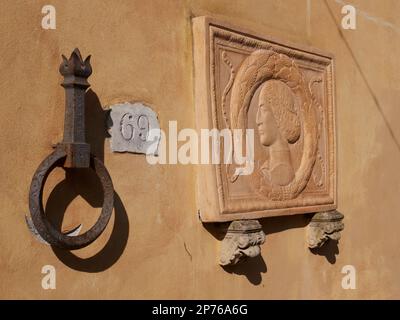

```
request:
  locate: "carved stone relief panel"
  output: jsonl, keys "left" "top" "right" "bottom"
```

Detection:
{"left": 193, "top": 17, "right": 336, "bottom": 222}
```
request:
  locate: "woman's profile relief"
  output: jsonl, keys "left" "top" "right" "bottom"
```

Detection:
{"left": 256, "top": 80, "right": 300, "bottom": 187}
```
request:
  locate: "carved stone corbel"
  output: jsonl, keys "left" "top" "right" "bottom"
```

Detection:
{"left": 219, "top": 220, "right": 266, "bottom": 266}
{"left": 307, "top": 210, "right": 344, "bottom": 249}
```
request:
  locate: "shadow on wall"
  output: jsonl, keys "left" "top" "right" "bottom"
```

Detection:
{"left": 310, "top": 239, "right": 340, "bottom": 264}
{"left": 264, "top": 214, "right": 341, "bottom": 264}
{"left": 204, "top": 213, "right": 340, "bottom": 285}
{"left": 44, "top": 90, "right": 129, "bottom": 272}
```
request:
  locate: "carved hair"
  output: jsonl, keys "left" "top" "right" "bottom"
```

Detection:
{"left": 259, "top": 80, "right": 300, "bottom": 144}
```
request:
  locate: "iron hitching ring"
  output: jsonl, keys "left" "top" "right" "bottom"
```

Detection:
{"left": 27, "top": 49, "right": 114, "bottom": 250}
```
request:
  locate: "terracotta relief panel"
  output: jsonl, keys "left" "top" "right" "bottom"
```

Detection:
{"left": 193, "top": 17, "right": 336, "bottom": 222}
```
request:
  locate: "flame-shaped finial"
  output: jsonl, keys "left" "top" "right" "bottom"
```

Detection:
{"left": 59, "top": 48, "right": 92, "bottom": 79}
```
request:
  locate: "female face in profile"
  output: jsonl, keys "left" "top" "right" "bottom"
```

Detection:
{"left": 256, "top": 101, "right": 279, "bottom": 147}
{"left": 255, "top": 80, "right": 301, "bottom": 186}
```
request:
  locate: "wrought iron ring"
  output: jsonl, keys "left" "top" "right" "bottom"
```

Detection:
{"left": 29, "top": 148, "right": 114, "bottom": 250}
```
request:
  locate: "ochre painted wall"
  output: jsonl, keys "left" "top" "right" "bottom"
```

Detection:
{"left": 1, "top": 0, "right": 399, "bottom": 299}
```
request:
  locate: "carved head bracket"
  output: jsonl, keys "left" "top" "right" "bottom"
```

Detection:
{"left": 307, "top": 210, "right": 344, "bottom": 249}
{"left": 26, "top": 49, "right": 114, "bottom": 250}
{"left": 219, "top": 220, "right": 266, "bottom": 266}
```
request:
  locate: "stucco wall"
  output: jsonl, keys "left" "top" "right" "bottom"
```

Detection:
{"left": 0, "top": 0, "right": 399, "bottom": 299}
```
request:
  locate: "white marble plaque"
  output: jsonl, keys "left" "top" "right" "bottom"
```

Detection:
{"left": 109, "top": 102, "right": 160, "bottom": 155}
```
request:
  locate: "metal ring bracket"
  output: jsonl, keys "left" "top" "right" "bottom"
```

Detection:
{"left": 29, "top": 149, "right": 114, "bottom": 250}
{"left": 27, "top": 48, "right": 115, "bottom": 250}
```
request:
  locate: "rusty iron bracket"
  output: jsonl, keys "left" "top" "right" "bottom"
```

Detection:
{"left": 27, "top": 48, "right": 114, "bottom": 250}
